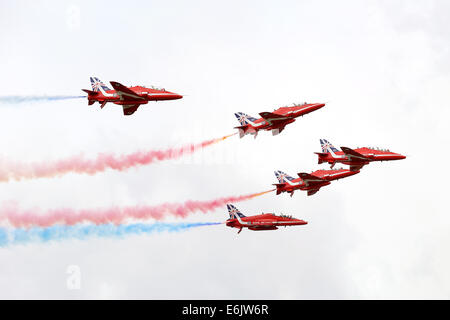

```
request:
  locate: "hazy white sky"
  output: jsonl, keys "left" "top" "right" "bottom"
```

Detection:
{"left": 0, "top": 0, "right": 449, "bottom": 299}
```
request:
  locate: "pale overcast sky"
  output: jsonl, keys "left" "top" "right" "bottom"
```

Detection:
{"left": 0, "top": 0, "right": 449, "bottom": 299}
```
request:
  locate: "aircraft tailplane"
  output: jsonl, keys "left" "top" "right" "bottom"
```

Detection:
{"left": 315, "top": 152, "right": 328, "bottom": 164}
{"left": 82, "top": 89, "right": 98, "bottom": 106}
{"left": 234, "top": 125, "right": 248, "bottom": 139}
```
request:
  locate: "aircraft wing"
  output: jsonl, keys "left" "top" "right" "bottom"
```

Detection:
{"left": 340, "top": 146, "right": 369, "bottom": 161}
{"left": 307, "top": 188, "right": 321, "bottom": 196}
{"left": 349, "top": 163, "right": 366, "bottom": 172}
{"left": 122, "top": 104, "right": 140, "bottom": 116}
{"left": 259, "top": 112, "right": 294, "bottom": 126}
{"left": 110, "top": 81, "right": 146, "bottom": 101}
{"left": 297, "top": 172, "right": 326, "bottom": 186}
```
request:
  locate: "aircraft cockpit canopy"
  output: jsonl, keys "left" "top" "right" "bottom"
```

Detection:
{"left": 279, "top": 102, "right": 307, "bottom": 109}
{"left": 368, "top": 146, "right": 391, "bottom": 152}
{"left": 142, "top": 85, "right": 166, "bottom": 91}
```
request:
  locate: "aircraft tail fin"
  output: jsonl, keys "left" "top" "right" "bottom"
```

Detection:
{"left": 320, "top": 139, "right": 340, "bottom": 154}
{"left": 227, "top": 204, "right": 246, "bottom": 219}
{"left": 274, "top": 170, "right": 296, "bottom": 184}
{"left": 90, "top": 77, "right": 111, "bottom": 92}
{"left": 234, "top": 112, "right": 257, "bottom": 126}
{"left": 234, "top": 113, "right": 258, "bottom": 138}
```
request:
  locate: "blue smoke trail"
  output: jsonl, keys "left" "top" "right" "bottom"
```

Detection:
{"left": 0, "top": 95, "right": 85, "bottom": 104}
{"left": 0, "top": 222, "right": 221, "bottom": 247}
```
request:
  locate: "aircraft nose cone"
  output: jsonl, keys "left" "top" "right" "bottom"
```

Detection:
{"left": 390, "top": 153, "right": 406, "bottom": 160}
{"left": 174, "top": 94, "right": 183, "bottom": 100}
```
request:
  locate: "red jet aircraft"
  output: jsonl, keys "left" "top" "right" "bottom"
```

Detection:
{"left": 316, "top": 139, "right": 406, "bottom": 171}
{"left": 226, "top": 204, "right": 307, "bottom": 234}
{"left": 234, "top": 102, "right": 325, "bottom": 138}
{"left": 273, "top": 168, "right": 359, "bottom": 197}
{"left": 82, "top": 77, "right": 183, "bottom": 116}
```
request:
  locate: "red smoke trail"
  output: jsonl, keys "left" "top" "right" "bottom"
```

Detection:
{"left": 0, "top": 189, "right": 274, "bottom": 228}
{"left": 0, "top": 133, "right": 236, "bottom": 183}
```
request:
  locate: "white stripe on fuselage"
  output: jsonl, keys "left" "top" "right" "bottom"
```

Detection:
{"left": 98, "top": 86, "right": 115, "bottom": 97}
{"left": 322, "top": 172, "right": 346, "bottom": 177}
{"left": 146, "top": 92, "right": 176, "bottom": 95}
{"left": 327, "top": 147, "right": 345, "bottom": 159}
{"left": 283, "top": 179, "right": 301, "bottom": 186}
{"left": 275, "top": 220, "right": 301, "bottom": 224}
{"left": 372, "top": 154, "right": 398, "bottom": 157}
{"left": 246, "top": 119, "right": 266, "bottom": 128}
{"left": 234, "top": 218, "right": 301, "bottom": 226}
{"left": 234, "top": 215, "right": 251, "bottom": 226}
{"left": 251, "top": 220, "right": 301, "bottom": 225}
